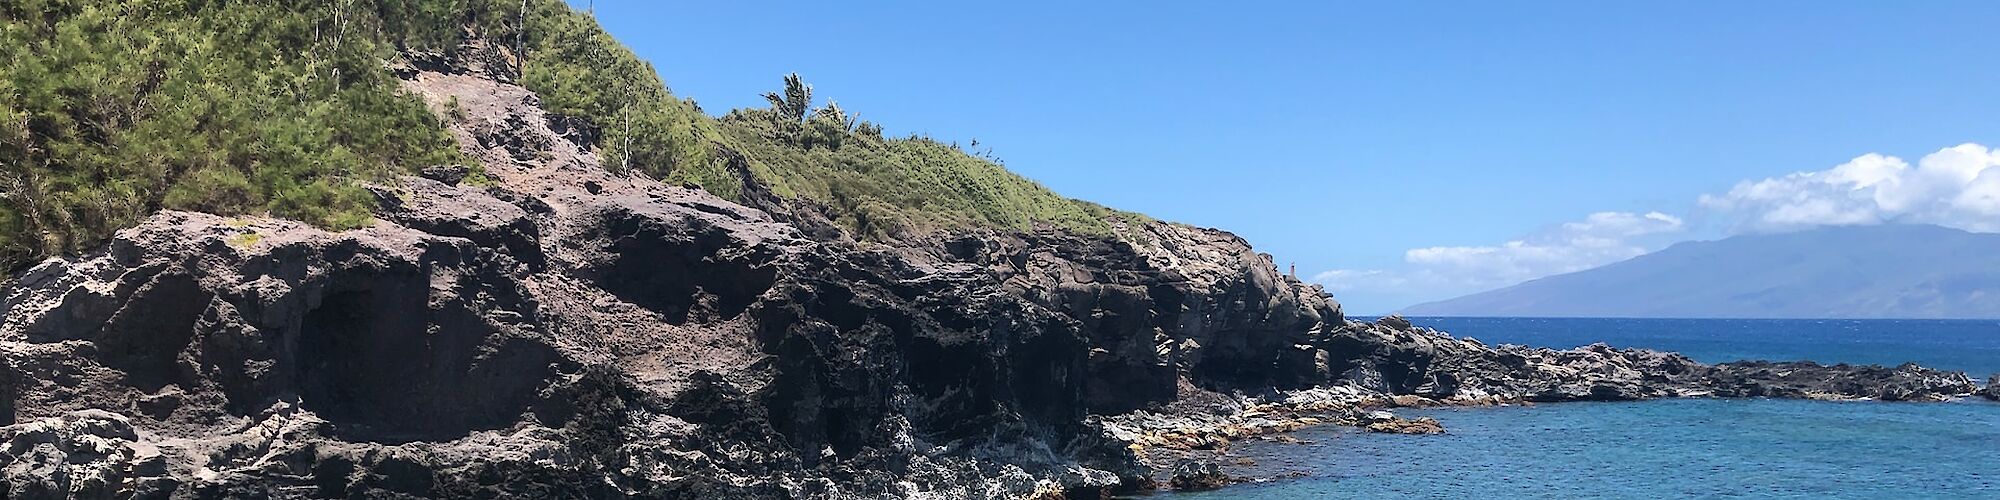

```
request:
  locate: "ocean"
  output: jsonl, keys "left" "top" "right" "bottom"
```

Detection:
{"left": 1165, "top": 317, "right": 2000, "bottom": 499}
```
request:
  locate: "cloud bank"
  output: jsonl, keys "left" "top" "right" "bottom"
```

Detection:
{"left": 1698, "top": 143, "right": 2000, "bottom": 233}
{"left": 1315, "top": 211, "right": 1684, "bottom": 297}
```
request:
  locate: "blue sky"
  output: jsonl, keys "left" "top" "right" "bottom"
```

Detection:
{"left": 572, "top": 1, "right": 2000, "bottom": 313}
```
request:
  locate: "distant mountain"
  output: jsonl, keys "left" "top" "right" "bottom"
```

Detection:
{"left": 1401, "top": 224, "right": 2000, "bottom": 319}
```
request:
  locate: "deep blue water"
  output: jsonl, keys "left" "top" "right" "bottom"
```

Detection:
{"left": 1164, "top": 318, "right": 2000, "bottom": 499}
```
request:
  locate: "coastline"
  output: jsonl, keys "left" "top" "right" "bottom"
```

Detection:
{"left": 1151, "top": 393, "right": 2000, "bottom": 498}
{"left": 1070, "top": 315, "right": 1984, "bottom": 495}
{"left": 1100, "top": 380, "right": 1991, "bottom": 495}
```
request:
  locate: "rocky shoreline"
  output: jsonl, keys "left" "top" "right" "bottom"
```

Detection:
{"left": 0, "top": 59, "right": 1988, "bottom": 499}
{"left": 1081, "top": 315, "right": 1981, "bottom": 492}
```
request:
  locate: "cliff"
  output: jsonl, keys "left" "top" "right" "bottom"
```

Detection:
{"left": 0, "top": 64, "right": 1338, "bottom": 498}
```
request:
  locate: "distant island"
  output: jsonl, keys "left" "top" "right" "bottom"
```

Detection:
{"left": 1403, "top": 224, "right": 2000, "bottom": 319}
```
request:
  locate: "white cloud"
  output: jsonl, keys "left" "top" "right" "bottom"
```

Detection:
{"left": 1311, "top": 269, "right": 1400, "bottom": 292}
{"left": 1314, "top": 211, "right": 1684, "bottom": 300}
{"left": 1400, "top": 211, "right": 1683, "bottom": 289}
{"left": 1698, "top": 143, "right": 2000, "bottom": 232}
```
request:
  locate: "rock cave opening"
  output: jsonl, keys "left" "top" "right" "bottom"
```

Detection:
{"left": 296, "top": 282, "right": 553, "bottom": 443}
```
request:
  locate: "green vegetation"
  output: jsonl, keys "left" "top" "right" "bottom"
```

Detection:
{"left": 719, "top": 73, "right": 1143, "bottom": 240}
{"left": 225, "top": 231, "right": 261, "bottom": 249}
{"left": 386, "top": 0, "right": 1148, "bottom": 240}
{"left": 509, "top": 1, "right": 742, "bottom": 198}
{"left": 500, "top": 10, "right": 1147, "bottom": 239}
{"left": 0, "top": 0, "right": 466, "bottom": 268}
{"left": 0, "top": 0, "right": 1143, "bottom": 270}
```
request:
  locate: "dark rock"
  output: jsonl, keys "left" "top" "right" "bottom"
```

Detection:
{"left": 1704, "top": 361, "right": 1976, "bottom": 401}
{"left": 1375, "top": 314, "right": 1412, "bottom": 330}
{"left": 0, "top": 410, "right": 176, "bottom": 499}
{"left": 1168, "top": 460, "right": 1231, "bottom": 491}
{"left": 418, "top": 164, "right": 471, "bottom": 185}
{"left": 373, "top": 176, "right": 546, "bottom": 269}
{"left": 545, "top": 114, "right": 600, "bottom": 150}
{"left": 1304, "top": 321, "right": 1975, "bottom": 404}
{"left": 1361, "top": 412, "right": 1444, "bottom": 434}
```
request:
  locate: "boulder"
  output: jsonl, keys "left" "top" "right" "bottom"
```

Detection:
{"left": 1364, "top": 417, "right": 1445, "bottom": 435}
{"left": 1168, "top": 460, "right": 1231, "bottom": 491}
{"left": 1375, "top": 314, "right": 1413, "bottom": 330}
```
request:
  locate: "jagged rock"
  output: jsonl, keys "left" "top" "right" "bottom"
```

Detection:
{"left": 0, "top": 410, "right": 175, "bottom": 499}
{"left": 372, "top": 177, "right": 547, "bottom": 269}
{"left": 1701, "top": 361, "right": 1978, "bottom": 402}
{"left": 1167, "top": 459, "right": 1230, "bottom": 491}
{"left": 1984, "top": 375, "right": 1999, "bottom": 401}
{"left": 418, "top": 164, "right": 472, "bottom": 186}
{"left": 1361, "top": 414, "right": 1444, "bottom": 435}
{"left": 1308, "top": 321, "right": 1974, "bottom": 404}
{"left": 1375, "top": 314, "right": 1412, "bottom": 330}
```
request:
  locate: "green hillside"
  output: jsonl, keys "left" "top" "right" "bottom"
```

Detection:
{"left": 0, "top": 0, "right": 1139, "bottom": 271}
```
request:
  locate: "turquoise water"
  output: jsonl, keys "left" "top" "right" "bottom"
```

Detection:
{"left": 1177, "top": 398, "right": 2000, "bottom": 499}
{"left": 1165, "top": 318, "right": 2000, "bottom": 498}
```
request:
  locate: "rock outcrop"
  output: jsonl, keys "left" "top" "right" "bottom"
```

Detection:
{"left": 1360, "top": 411, "right": 1444, "bottom": 435}
{"left": 1166, "top": 460, "right": 1231, "bottom": 491}
{"left": 0, "top": 60, "right": 1980, "bottom": 499}
{"left": 0, "top": 410, "right": 174, "bottom": 499}
{"left": 1308, "top": 319, "right": 1976, "bottom": 403}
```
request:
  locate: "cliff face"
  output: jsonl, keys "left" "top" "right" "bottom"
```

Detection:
{"left": 0, "top": 65, "right": 1979, "bottom": 499}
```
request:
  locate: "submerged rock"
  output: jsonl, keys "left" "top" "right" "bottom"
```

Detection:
{"left": 1363, "top": 417, "right": 1445, "bottom": 435}
{"left": 1358, "top": 410, "right": 1443, "bottom": 434}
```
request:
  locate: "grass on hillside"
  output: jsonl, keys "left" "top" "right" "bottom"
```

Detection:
{"left": 0, "top": 0, "right": 467, "bottom": 268}
{"left": 720, "top": 91, "right": 1140, "bottom": 240}
{"left": 501, "top": 4, "right": 1144, "bottom": 240}
{"left": 0, "top": 0, "right": 1143, "bottom": 271}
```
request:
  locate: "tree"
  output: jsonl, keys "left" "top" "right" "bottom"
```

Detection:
{"left": 517, "top": 0, "right": 531, "bottom": 59}
{"left": 756, "top": 73, "right": 859, "bottom": 150}
{"left": 807, "top": 100, "right": 857, "bottom": 150}
{"left": 763, "top": 72, "right": 812, "bottom": 124}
